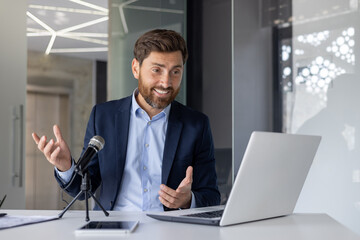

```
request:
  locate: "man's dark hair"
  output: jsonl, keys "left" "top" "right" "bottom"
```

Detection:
{"left": 133, "top": 29, "right": 188, "bottom": 65}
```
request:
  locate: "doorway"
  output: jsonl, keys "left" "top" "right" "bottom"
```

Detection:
{"left": 25, "top": 85, "right": 72, "bottom": 210}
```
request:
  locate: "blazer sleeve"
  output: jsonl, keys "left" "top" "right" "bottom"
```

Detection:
{"left": 191, "top": 116, "right": 221, "bottom": 207}
{"left": 54, "top": 105, "right": 102, "bottom": 200}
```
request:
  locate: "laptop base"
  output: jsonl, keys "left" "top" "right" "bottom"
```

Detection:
{"left": 146, "top": 213, "right": 220, "bottom": 226}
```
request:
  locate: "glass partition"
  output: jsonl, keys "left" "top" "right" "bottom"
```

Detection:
{"left": 278, "top": 0, "right": 360, "bottom": 235}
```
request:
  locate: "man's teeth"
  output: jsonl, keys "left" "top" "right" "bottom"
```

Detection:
{"left": 154, "top": 89, "right": 169, "bottom": 94}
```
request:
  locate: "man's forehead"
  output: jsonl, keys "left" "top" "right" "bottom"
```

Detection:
{"left": 143, "top": 51, "right": 183, "bottom": 67}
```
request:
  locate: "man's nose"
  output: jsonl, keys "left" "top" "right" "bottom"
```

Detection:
{"left": 160, "top": 72, "right": 172, "bottom": 88}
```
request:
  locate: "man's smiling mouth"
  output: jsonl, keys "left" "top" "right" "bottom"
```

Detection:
{"left": 154, "top": 88, "right": 170, "bottom": 95}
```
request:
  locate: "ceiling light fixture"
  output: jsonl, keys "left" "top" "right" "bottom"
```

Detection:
{"left": 27, "top": 29, "right": 108, "bottom": 38}
{"left": 26, "top": 12, "right": 54, "bottom": 34}
{"left": 114, "top": 0, "right": 184, "bottom": 35}
{"left": 46, "top": 35, "right": 57, "bottom": 55}
{"left": 61, "top": 32, "right": 107, "bottom": 37}
{"left": 69, "top": 0, "right": 108, "bottom": 13}
{"left": 57, "top": 16, "right": 108, "bottom": 34}
{"left": 50, "top": 47, "right": 108, "bottom": 53}
{"left": 27, "top": 28, "right": 52, "bottom": 36}
{"left": 118, "top": 0, "right": 138, "bottom": 34}
{"left": 27, "top": 11, "right": 56, "bottom": 55}
{"left": 27, "top": 1, "right": 109, "bottom": 56}
{"left": 27, "top": 11, "right": 108, "bottom": 54}
{"left": 58, "top": 34, "right": 108, "bottom": 45}
{"left": 28, "top": 4, "right": 107, "bottom": 15}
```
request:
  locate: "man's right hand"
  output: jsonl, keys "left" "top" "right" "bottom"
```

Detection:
{"left": 32, "top": 124, "right": 72, "bottom": 172}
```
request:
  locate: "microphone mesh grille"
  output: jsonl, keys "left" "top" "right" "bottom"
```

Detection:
{"left": 89, "top": 136, "right": 105, "bottom": 150}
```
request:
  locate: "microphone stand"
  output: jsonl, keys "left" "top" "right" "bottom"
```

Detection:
{"left": 58, "top": 169, "right": 109, "bottom": 221}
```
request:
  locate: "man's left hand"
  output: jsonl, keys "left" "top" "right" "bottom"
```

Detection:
{"left": 159, "top": 166, "right": 193, "bottom": 209}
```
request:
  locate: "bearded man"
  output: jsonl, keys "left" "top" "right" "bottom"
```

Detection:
{"left": 32, "top": 29, "right": 220, "bottom": 212}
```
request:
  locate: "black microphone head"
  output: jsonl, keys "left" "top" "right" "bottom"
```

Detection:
{"left": 89, "top": 136, "right": 105, "bottom": 151}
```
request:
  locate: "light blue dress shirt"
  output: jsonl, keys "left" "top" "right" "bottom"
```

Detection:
{"left": 113, "top": 90, "right": 169, "bottom": 211}
{"left": 57, "top": 89, "right": 196, "bottom": 211}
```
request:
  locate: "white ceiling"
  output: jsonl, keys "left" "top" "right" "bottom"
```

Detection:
{"left": 27, "top": 0, "right": 108, "bottom": 61}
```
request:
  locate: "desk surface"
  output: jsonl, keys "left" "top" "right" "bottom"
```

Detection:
{"left": 0, "top": 210, "right": 359, "bottom": 240}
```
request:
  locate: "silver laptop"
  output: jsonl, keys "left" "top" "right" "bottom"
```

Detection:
{"left": 147, "top": 131, "right": 321, "bottom": 226}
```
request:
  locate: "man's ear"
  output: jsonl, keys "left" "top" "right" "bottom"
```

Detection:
{"left": 131, "top": 58, "right": 140, "bottom": 79}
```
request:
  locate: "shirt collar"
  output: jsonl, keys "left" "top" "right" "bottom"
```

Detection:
{"left": 131, "top": 88, "right": 171, "bottom": 121}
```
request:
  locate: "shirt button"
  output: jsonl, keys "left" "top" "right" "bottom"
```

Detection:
{"left": 144, "top": 188, "right": 148, "bottom": 192}
{"left": 143, "top": 166, "right": 147, "bottom": 170}
{"left": 145, "top": 143, "right": 149, "bottom": 148}
{"left": 147, "top": 122, "right": 151, "bottom": 126}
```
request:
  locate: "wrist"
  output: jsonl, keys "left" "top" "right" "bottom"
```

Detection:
{"left": 181, "top": 193, "right": 192, "bottom": 209}
{"left": 57, "top": 157, "right": 72, "bottom": 172}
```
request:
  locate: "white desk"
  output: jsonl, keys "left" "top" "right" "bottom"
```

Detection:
{"left": 0, "top": 210, "right": 359, "bottom": 240}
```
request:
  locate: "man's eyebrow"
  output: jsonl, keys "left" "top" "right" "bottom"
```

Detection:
{"left": 151, "top": 63, "right": 183, "bottom": 69}
{"left": 151, "top": 63, "right": 166, "bottom": 68}
{"left": 172, "top": 64, "right": 183, "bottom": 69}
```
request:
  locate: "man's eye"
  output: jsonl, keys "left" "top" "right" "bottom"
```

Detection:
{"left": 152, "top": 68, "right": 160, "bottom": 73}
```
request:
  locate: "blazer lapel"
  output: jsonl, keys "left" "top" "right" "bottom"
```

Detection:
{"left": 115, "top": 97, "right": 131, "bottom": 187}
{"left": 162, "top": 102, "right": 183, "bottom": 184}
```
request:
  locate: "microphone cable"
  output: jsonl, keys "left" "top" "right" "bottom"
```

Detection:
{"left": 60, "top": 158, "right": 82, "bottom": 207}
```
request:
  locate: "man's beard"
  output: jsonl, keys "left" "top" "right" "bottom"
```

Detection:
{"left": 138, "top": 79, "right": 180, "bottom": 109}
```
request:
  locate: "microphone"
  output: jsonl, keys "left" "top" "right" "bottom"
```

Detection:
{"left": 75, "top": 136, "right": 105, "bottom": 173}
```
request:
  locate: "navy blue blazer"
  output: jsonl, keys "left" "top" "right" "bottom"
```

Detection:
{"left": 56, "top": 96, "right": 220, "bottom": 210}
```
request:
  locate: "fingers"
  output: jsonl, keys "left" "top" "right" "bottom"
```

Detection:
{"left": 159, "top": 194, "right": 177, "bottom": 209}
{"left": 160, "top": 184, "right": 177, "bottom": 199}
{"left": 53, "top": 124, "right": 63, "bottom": 143}
{"left": 37, "top": 135, "right": 48, "bottom": 151}
{"left": 50, "top": 146, "right": 61, "bottom": 160}
{"left": 43, "top": 139, "right": 55, "bottom": 161}
{"left": 158, "top": 185, "right": 180, "bottom": 208}
{"left": 32, "top": 132, "right": 56, "bottom": 158}
{"left": 32, "top": 127, "right": 72, "bottom": 172}
{"left": 177, "top": 166, "right": 193, "bottom": 190}
{"left": 185, "top": 166, "right": 193, "bottom": 183}
{"left": 159, "top": 184, "right": 192, "bottom": 209}
{"left": 32, "top": 133, "right": 40, "bottom": 144}
{"left": 159, "top": 166, "right": 193, "bottom": 209}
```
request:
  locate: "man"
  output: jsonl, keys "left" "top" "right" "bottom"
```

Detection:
{"left": 32, "top": 29, "right": 220, "bottom": 211}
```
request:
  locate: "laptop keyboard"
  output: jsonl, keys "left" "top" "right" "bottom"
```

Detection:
{"left": 184, "top": 210, "right": 224, "bottom": 218}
